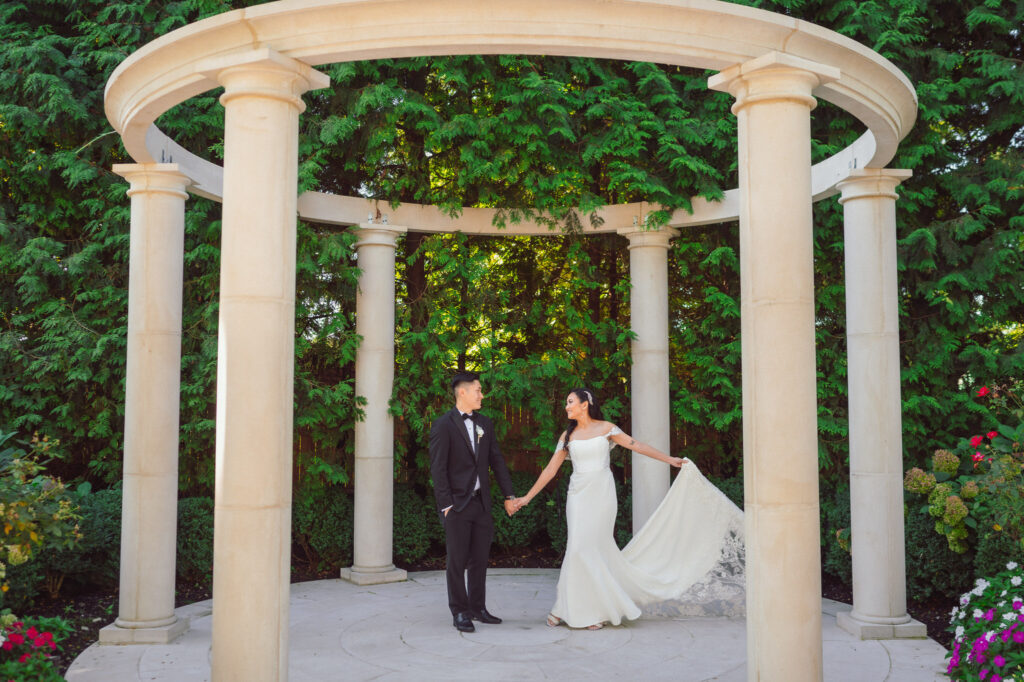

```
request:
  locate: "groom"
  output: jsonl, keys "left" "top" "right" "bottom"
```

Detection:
{"left": 429, "top": 371, "right": 517, "bottom": 633}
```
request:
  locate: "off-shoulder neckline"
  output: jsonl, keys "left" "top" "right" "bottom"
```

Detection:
{"left": 568, "top": 428, "right": 617, "bottom": 444}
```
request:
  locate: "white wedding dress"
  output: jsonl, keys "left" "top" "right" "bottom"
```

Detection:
{"left": 549, "top": 426, "right": 745, "bottom": 627}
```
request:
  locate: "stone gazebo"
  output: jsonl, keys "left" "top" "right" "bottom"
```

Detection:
{"left": 100, "top": 1, "right": 921, "bottom": 680}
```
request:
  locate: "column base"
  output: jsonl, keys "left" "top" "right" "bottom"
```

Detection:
{"left": 98, "top": 616, "right": 189, "bottom": 644}
{"left": 836, "top": 610, "right": 928, "bottom": 640}
{"left": 339, "top": 565, "right": 408, "bottom": 586}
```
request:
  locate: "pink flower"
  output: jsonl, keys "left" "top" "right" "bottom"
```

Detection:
{"left": 987, "top": 431, "right": 998, "bottom": 439}
{"left": 971, "top": 435, "right": 984, "bottom": 447}
{"left": 994, "top": 655, "right": 1006, "bottom": 667}
{"left": 977, "top": 386, "right": 990, "bottom": 397}
{"left": 980, "top": 669, "right": 988, "bottom": 680}
{"left": 1014, "top": 600, "right": 1023, "bottom": 610}
{"left": 973, "top": 452, "right": 985, "bottom": 462}
{"left": 1013, "top": 630, "right": 1024, "bottom": 643}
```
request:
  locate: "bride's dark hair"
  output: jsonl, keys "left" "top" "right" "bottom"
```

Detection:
{"left": 562, "top": 387, "right": 603, "bottom": 450}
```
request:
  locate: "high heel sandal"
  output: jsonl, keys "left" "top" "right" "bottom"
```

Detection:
{"left": 586, "top": 621, "right": 607, "bottom": 630}
{"left": 546, "top": 614, "right": 563, "bottom": 627}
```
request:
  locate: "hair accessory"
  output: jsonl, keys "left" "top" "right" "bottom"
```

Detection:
{"left": 583, "top": 390, "right": 594, "bottom": 405}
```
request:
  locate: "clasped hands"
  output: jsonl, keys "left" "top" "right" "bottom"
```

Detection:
{"left": 503, "top": 497, "right": 529, "bottom": 517}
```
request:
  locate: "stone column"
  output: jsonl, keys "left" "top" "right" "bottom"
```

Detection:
{"left": 618, "top": 225, "right": 677, "bottom": 532}
{"left": 340, "top": 223, "right": 408, "bottom": 586}
{"left": 709, "top": 52, "right": 839, "bottom": 682}
{"left": 202, "top": 48, "right": 328, "bottom": 682}
{"left": 99, "top": 164, "right": 190, "bottom": 645}
{"left": 835, "top": 169, "right": 926, "bottom": 640}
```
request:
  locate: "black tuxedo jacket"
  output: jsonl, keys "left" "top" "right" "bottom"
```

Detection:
{"left": 429, "top": 408, "right": 514, "bottom": 515}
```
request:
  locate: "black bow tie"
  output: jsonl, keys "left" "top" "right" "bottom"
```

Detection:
{"left": 461, "top": 412, "right": 474, "bottom": 420}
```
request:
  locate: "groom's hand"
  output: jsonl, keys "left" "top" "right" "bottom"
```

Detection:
{"left": 503, "top": 499, "right": 516, "bottom": 517}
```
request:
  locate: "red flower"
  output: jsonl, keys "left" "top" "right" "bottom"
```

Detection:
{"left": 971, "top": 435, "right": 984, "bottom": 447}
{"left": 25, "top": 627, "right": 37, "bottom": 639}
{"left": 1, "top": 641, "right": 11, "bottom": 650}
{"left": 977, "top": 386, "right": 990, "bottom": 397}
{"left": 8, "top": 633, "right": 24, "bottom": 646}
{"left": 987, "top": 431, "right": 998, "bottom": 440}
{"left": 17, "top": 652, "right": 30, "bottom": 663}
{"left": 973, "top": 452, "right": 985, "bottom": 462}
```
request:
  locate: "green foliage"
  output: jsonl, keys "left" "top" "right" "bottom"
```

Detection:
{"left": 177, "top": 497, "right": 214, "bottom": 584}
{"left": 820, "top": 481, "right": 852, "bottom": 585}
{"left": 0, "top": 431, "right": 81, "bottom": 596}
{"left": 35, "top": 482, "right": 120, "bottom": 598}
{"left": 393, "top": 485, "right": 440, "bottom": 565}
{"left": 292, "top": 486, "right": 353, "bottom": 570}
{"left": 0, "top": 614, "right": 72, "bottom": 682}
{"left": 904, "top": 503, "right": 973, "bottom": 602}
{"left": 490, "top": 472, "right": 546, "bottom": 551}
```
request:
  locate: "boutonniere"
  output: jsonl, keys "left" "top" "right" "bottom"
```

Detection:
{"left": 475, "top": 425, "right": 484, "bottom": 443}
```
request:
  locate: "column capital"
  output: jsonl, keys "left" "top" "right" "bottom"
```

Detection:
{"left": 708, "top": 51, "right": 840, "bottom": 115}
{"left": 112, "top": 163, "right": 190, "bottom": 199}
{"left": 352, "top": 223, "right": 407, "bottom": 249}
{"left": 616, "top": 225, "right": 678, "bottom": 250}
{"left": 837, "top": 168, "right": 913, "bottom": 204}
{"left": 200, "top": 47, "right": 330, "bottom": 113}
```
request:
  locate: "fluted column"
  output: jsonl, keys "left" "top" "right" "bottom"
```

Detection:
{"left": 709, "top": 52, "right": 839, "bottom": 682}
{"left": 340, "top": 223, "right": 408, "bottom": 586}
{"left": 99, "top": 164, "right": 190, "bottom": 645}
{"left": 618, "top": 225, "right": 677, "bottom": 531}
{"left": 203, "top": 48, "right": 328, "bottom": 682}
{"left": 835, "top": 169, "right": 926, "bottom": 640}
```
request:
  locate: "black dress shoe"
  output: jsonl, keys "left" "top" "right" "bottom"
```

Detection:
{"left": 470, "top": 608, "right": 502, "bottom": 624}
{"left": 453, "top": 612, "right": 475, "bottom": 632}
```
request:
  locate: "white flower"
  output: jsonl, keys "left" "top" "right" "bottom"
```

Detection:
{"left": 955, "top": 625, "right": 965, "bottom": 639}
{"left": 950, "top": 606, "right": 960, "bottom": 617}
{"left": 973, "top": 585, "right": 986, "bottom": 597}
{"left": 1003, "top": 590, "right": 1009, "bottom": 596}
{"left": 1004, "top": 612, "right": 1017, "bottom": 621}
{"left": 1008, "top": 561, "right": 1019, "bottom": 570}
{"left": 961, "top": 594, "right": 971, "bottom": 606}
{"left": 475, "top": 425, "right": 484, "bottom": 441}
{"left": 977, "top": 578, "right": 990, "bottom": 588}
{"left": 1011, "top": 576, "right": 1022, "bottom": 587}
{"left": 974, "top": 608, "right": 984, "bottom": 619}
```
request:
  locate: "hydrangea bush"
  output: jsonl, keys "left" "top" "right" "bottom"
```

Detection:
{"left": 904, "top": 383, "right": 1024, "bottom": 556}
{"left": 947, "top": 562, "right": 1024, "bottom": 681}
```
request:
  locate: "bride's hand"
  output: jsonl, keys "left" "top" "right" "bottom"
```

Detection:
{"left": 514, "top": 497, "right": 528, "bottom": 511}
{"left": 668, "top": 456, "right": 687, "bottom": 468}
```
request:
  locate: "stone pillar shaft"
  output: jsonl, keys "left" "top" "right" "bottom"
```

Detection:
{"left": 341, "top": 224, "right": 408, "bottom": 586}
{"left": 101, "top": 163, "right": 190, "bottom": 645}
{"left": 710, "top": 52, "right": 839, "bottom": 682}
{"left": 620, "top": 227, "right": 676, "bottom": 532}
{"left": 206, "top": 49, "right": 327, "bottom": 682}
{"left": 835, "top": 169, "right": 926, "bottom": 640}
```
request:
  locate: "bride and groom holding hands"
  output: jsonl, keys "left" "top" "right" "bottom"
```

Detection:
{"left": 430, "top": 371, "right": 741, "bottom": 634}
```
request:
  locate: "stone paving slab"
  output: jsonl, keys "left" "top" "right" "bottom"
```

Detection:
{"left": 67, "top": 569, "right": 948, "bottom": 681}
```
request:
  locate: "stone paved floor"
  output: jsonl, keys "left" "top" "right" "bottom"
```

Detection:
{"left": 66, "top": 569, "right": 947, "bottom": 681}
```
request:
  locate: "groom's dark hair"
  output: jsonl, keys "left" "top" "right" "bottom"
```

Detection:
{"left": 451, "top": 371, "right": 480, "bottom": 397}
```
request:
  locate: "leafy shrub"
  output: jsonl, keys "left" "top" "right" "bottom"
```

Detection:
{"left": 945, "top": 561, "right": 1024, "bottom": 681}
{"left": 710, "top": 475, "right": 743, "bottom": 510}
{"left": 0, "top": 563, "right": 42, "bottom": 614}
{"left": 491, "top": 471, "right": 546, "bottom": 550}
{"left": 0, "top": 431, "right": 81, "bottom": 604}
{"left": 35, "top": 483, "right": 121, "bottom": 598}
{"left": 820, "top": 481, "right": 852, "bottom": 585}
{"left": 393, "top": 485, "right": 440, "bottom": 564}
{"left": 905, "top": 503, "right": 974, "bottom": 601}
{"left": 614, "top": 478, "right": 632, "bottom": 550}
{"left": 177, "top": 497, "right": 214, "bottom": 584}
{"left": 293, "top": 485, "right": 353, "bottom": 570}
{"left": 974, "top": 529, "right": 1024, "bottom": 579}
{"left": 0, "top": 614, "right": 72, "bottom": 682}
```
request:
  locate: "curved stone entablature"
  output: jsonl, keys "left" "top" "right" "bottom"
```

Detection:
{"left": 107, "top": 0, "right": 916, "bottom": 234}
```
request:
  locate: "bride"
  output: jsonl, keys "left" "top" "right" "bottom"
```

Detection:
{"left": 512, "top": 387, "right": 744, "bottom": 630}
